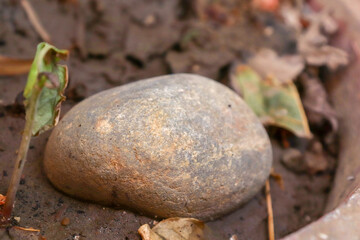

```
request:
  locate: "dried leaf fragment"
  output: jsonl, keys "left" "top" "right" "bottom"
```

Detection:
{"left": 300, "top": 72, "right": 338, "bottom": 131}
{"left": 138, "top": 218, "right": 218, "bottom": 240}
{"left": 248, "top": 49, "right": 304, "bottom": 84}
{"left": 0, "top": 56, "right": 33, "bottom": 76}
{"left": 230, "top": 64, "right": 311, "bottom": 138}
{"left": 298, "top": 9, "right": 349, "bottom": 70}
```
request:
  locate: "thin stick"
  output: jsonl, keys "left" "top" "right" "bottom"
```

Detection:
{"left": 265, "top": 179, "right": 275, "bottom": 240}
{"left": 1, "top": 85, "right": 40, "bottom": 224}
{"left": 20, "top": 0, "right": 52, "bottom": 43}
{"left": 0, "top": 55, "right": 33, "bottom": 76}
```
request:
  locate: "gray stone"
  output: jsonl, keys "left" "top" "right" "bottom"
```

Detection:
{"left": 43, "top": 74, "right": 272, "bottom": 221}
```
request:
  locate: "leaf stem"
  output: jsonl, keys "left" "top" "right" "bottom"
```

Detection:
{"left": 1, "top": 85, "right": 41, "bottom": 225}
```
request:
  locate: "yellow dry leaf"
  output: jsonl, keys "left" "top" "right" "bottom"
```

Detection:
{"left": 138, "top": 218, "right": 218, "bottom": 240}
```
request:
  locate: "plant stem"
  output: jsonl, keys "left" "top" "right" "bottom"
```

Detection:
{"left": 1, "top": 86, "right": 40, "bottom": 224}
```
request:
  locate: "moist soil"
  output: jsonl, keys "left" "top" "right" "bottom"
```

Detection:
{"left": 0, "top": 0, "right": 336, "bottom": 239}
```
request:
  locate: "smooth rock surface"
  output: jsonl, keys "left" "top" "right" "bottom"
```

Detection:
{"left": 44, "top": 74, "right": 272, "bottom": 220}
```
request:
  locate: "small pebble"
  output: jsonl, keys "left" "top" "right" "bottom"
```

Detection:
{"left": 304, "top": 151, "right": 328, "bottom": 174}
{"left": 318, "top": 233, "right": 328, "bottom": 239}
{"left": 281, "top": 148, "right": 305, "bottom": 172}
{"left": 347, "top": 176, "right": 355, "bottom": 181}
{"left": 264, "top": 26, "right": 274, "bottom": 36}
{"left": 229, "top": 235, "right": 239, "bottom": 240}
{"left": 144, "top": 15, "right": 156, "bottom": 26}
{"left": 61, "top": 217, "right": 70, "bottom": 226}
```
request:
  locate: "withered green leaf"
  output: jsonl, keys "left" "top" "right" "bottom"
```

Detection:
{"left": 230, "top": 64, "right": 311, "bottom": 138}
{"left": 24, "top": 42, "right": 69, "bottom": 136}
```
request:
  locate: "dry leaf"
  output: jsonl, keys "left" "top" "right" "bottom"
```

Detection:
{"left": 298, "top": 9, "right": 349, "bottom": 70}
{"left": 248, "top": 48, "right": 305, "bottom": 84}
{"left": 301, "top": 45, "right": 349, "bottom": 70}
{"left": 280, "top": 3, "right": 302, "bottom": 32}
{"left": 300, "top": 72, "right": 338, "bottom": 131}
{"left": 138, "top": 218, "right": 218, "bottom": 240}
{"left": 0, "top": 55, "right": 33, "bottom": 76}
{"left": 230, "top": 64, "right": 311, "bottom": 138}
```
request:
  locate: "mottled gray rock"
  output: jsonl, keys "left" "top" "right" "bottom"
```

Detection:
{"left": 44, "top": 74, "right": 272, "bottom": 220}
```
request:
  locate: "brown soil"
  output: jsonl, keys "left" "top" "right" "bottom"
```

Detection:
{"left": 0, "top": 0, "right": 336, "bottom": 239}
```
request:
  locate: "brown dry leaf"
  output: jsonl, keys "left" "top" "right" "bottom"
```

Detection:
{"left": 298, "top": 9, "right": 349, "bottom": 70}
{"left": 280, "top": 3, "right": 302, "bottom": 32}
{"left": 166, "top": 48, "right": 234, "bottom": 79}
{"left": 248, "top": 48, "right": 305, "bottom": 84}
{"left": 0, "top": 194, "right": 5, "bottom": 205}
{"left": 138, "top": 218, "right": 218, "bottom": 240}
{"left": 300, "top": 72, "right": 338, "bottom": 131}
{"left": 0, "top": 56, "right": 33, "bottom": 76}
{"left": 302, "top": 45, "right": 349, "bottom": 70}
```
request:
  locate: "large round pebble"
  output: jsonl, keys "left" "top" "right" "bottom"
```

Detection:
{"left": 44, "top": 74, "right": 272, "bottom": 220}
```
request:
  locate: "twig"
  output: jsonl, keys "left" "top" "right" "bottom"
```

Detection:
{"left": 270, "top": 168, "right": 284, "bottom": 190}
{"left": 0, "top": 55, "right": 33, "bottom": 76}
{"left": 20, "top": 0, "right": 52, "bottom": 43}
{"left": 74, "top": 2, "right": 87, "bottom": 59}
{"left": 265, "top": 179, "right": 275, "bottom": 240}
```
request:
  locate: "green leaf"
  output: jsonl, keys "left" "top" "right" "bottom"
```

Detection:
{"left": 23, "top": 42, "right": 69, "bottom": 136}
{"left": 230, "top": 64, "right": 311, "bottom": 138}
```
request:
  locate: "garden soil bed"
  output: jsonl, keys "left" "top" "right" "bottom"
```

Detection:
{"left": 0, "top": 0, "right": 338, "bottom": 239}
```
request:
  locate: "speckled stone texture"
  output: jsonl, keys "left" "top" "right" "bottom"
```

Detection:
{"left": 44, "top": 74, "right": 272, "bottom": 221}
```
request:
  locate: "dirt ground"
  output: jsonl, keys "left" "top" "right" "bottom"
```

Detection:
{"left": 0, "top": 0, "right": 337, "bottom": 239}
